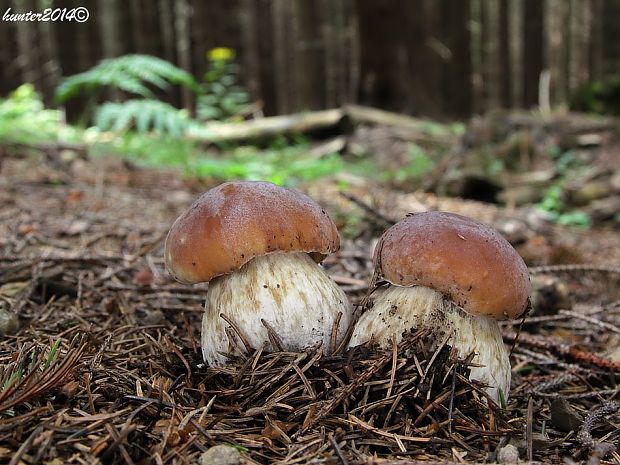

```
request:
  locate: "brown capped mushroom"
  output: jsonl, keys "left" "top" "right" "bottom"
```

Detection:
{"left": 165, "top": 181, "right": 352, "bottom": 365}
{"left": 349, "top": 211, "right": 531, "bottom": 401}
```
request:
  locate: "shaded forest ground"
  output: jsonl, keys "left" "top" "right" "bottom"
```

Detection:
{"left": 0, "top": 115, "right": 619, "bottom": 464}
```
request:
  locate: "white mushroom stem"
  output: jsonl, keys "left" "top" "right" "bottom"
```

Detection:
{"left": 348, "top": 285, "right": 511, "bottom": 402}
{"left": 202, "top": 251, "right": 352, "bottom": 366}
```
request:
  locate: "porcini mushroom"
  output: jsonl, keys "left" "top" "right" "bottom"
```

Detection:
{"left": 165, "top": 181, "right": 352, "bottom": 366}
{"left": 348, "top": 211, "right": 531, "bottom": 401}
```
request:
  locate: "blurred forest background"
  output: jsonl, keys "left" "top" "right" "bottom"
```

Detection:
{"left": 2, "top": 0, "right": 620, "bottom": 118}
{"left": 2, "top": 0, "right": 620, "bottom": 227}
{"left": 2, "top": 3, "right": 620, "bottom": 463}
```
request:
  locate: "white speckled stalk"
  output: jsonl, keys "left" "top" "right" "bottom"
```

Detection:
{"left": 202, "top": 252, "right": 352, "bottom": 366}
{"left": 348, "top": 286, "right": 511, "bottom": 401}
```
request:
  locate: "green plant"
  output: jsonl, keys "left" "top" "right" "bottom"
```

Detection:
{"left": 95, "top": 99, "right": 193, "bottom": 137}
{"left": 91, "top": 133, "right": 344, "bottom": 187}
{"left": 392, "top": 143, "right": 434, "bottom": 182}
{"left": 185, "top": 137, "right": 344, "bottom": 186}
{"left": 537, "top": 184, "right": 591, "bottom": 228}
{"left": 0, "top": 336, "right": 86, "bottom": 414}
{"left": 570, "top": 76, "right": 620, "bottom": 115}
{"left": 88, "top": 130, "right": 196, "bottom": 170}
{"left": 0, "top": 84, "right": 79, "bottom": 144}
{"left": 197, "top": 48, "right": 250, "bottom": 121}
{"left": 536, "top": 145, "right": 593, "bottom": 228}
{"left": 498, "top": 388, "right": 507, "bottom": 409}
{"left": 55, "top": 54, "right": 199, "bottom": 103}
{"left": 56, "top": 51, "right": 251, "bottom": 135}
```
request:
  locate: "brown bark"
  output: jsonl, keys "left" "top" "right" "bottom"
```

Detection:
{"left": 522, "top": 0, "right": 544, "bottom": 108}
{"left": 442, "top": 0, "right": 472, "bottom": 117}
{"left": 173, "top": 0, "right": 192, "bottom": 110}
{"left": 481, "top": 0, "right": 501, "bottom": 111}
{"left": 589, "top": 0, "right": 604, "bottom": 80}
{"left": 240, "top": 0, "right": 261, "bottom": 104}
{"left": 272, "top": 0, "right": 293, "bottom": 114}
{"left": 157, "top": 0, "right": 176, "bottom": 64}
{"left": 97, "top": 0, "right": 123, "bottom": 58}
{"left": 404, "top": 0, "right": 443, "bottom": 117}
{"left": 256, "top": 0, "right": 277, "bottom": 115}
{"left": 546, "top": 0, "right": 568, "bottom": 108}
{"left": 498, "top": 0, "right": 511, "bottom": 108}
{"left": 508, "top": 0, "right": 523, "bottom": 108}
{"left": 14, "top": 0, "right": 39, "bottom": 84}
{"left": 291, "top": 0, "right": 323, "bottom": 110}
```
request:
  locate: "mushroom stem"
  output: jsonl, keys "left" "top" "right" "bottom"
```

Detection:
{"left": 202, "top": 252, "right": 351, "bottom": 366}
{"left": 348, "top": 285, "right": 511, "bottom": 401}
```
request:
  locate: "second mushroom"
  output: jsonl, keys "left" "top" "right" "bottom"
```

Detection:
{"left": 348, "top": 211, "right": 531, "bottom": 402}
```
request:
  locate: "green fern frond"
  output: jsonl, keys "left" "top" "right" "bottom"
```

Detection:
{"left": 56, "top": 54, "right": 199, "bottom": 103}
{"left": 94, "top": 99, "right": 192, "bottom": 136}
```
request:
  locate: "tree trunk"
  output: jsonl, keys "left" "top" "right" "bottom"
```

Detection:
{"left": 405, "top": 0, "right": 444, "bottom": 117}
{"left": 271, "top": 0, "right": 294, "bottom": 114}
{"left": 295, "top": 0, "right": 326, "bottom": 110}
{"left": 522, "top": 0, "right": 544, "bottom": 108}
{"left": 546, "top": 0, "right": 568, "bottom": 108}
{"left": 498, "top": 0, "right": 511, "bottom": 108}
{"left": 509, "top": 0, "right": 523, "bottom": 108}
{"left": 98, "top": 0, "right": 123, "bottom": 58}
{"left": 568, "top": 0, "right": 591, "bottom": 92}
{"left": 442, "top": 0, "right": 472, "bottom": 117}
{"left": 240, "top": 0, "right": 262, "bottom": 104}
{"left": 173, "top": 0, "right": 192, "bottom": 110}
{"left": 14, "top": 0, "right": 39, "bottom": 84}
{"left": 130, "top": 0, "right": 161, "bottom": 56}
{"left": 158, "top": 0, "right": 176, "bottom": 64}
{"left": 36, "top": 0, "right": 61, "bottom": 106}
{"left": 320, "top": 0, "right": 337, "bottom": 108}
{"left": 482, "top": 0, "right": 500, "bottom": 111}
{"left": 589, "top": 0, "right": 604, "bottom": 80}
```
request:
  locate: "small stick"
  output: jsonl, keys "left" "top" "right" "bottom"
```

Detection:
{"left": 447, "top": 363, "right": 458, "bottom": 433}
{"left": 224, "top": 327, "right": 246, "bottom": 357}
{"left": 84, "top": 372, "right": 96, "bottom": 414}
{"left": 165, "top": 337, "right": 192, "bottom": 387}
{"left": 261, "top": 318, "right": 285, "bottom": 352}
{"left": 101, "top": 422, "right": 136, "bottom": 465}
{"left": 292, "top": 363, "right": 317, "bottom": 400}
{"left": 509, "top": 311, "right": 528, "bottom": 358}
{"left": 577, "top": 400, "right": 620, "bottom": 447}
{"left": 558, "top": 309, "right": 620, "bottom": 334}
{"left": 220, "top": 313, "right": 253, "bottom": 353}
{"left": 302, "top": 329, "right": 428, "bottom": 432}
{"left": 182, "top": 312, "right": 199, "bottom": 352}
{"left": 334, "top": 316, "right": 357, "bottom": 355}
{"left": 339, "top": 191, "right": 394, "bottom": 228}
{"left": 504, "top": 332, "right": 620, "bottom": 372}
{"left": 330, "top": 312, "right": 343, "bottom": 354}
{"left": 526, "top": 396, "right": 534, "bottom": 462}
{"left": 386, "top": 334, "right": 398, "bottom": 399}
{"left": 329, "top": 435, "right": 349, "bottom": 465}
{"left": 529, "top": 263, "right": 620, "bottom": 274}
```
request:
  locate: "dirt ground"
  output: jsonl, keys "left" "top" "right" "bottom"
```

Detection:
{"left": 0, "top": 150, "right": 619, "bottom": 465}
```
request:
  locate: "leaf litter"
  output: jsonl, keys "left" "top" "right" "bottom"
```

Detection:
{"left": 0, "top": 153, "right": 619, "bottom": 465}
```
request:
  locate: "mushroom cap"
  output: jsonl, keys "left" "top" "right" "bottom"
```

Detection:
{"left": 165, "top": 181, "right": 340, "bottom": 284}
{"left": 374, "top": 211, "right": 531, "bottom": 320}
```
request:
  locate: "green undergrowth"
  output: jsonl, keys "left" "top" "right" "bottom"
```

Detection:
{"left": 0, "top": 84, "right": 448, "bottom": 188}
{"left": 0, "top": 85, "right": 80, "bottom": 145}
{"left": 89, "top": 132, "right": 345, "bottom": 187}
{"left": 536, "top": 147, "right": 593, "bottom": 228}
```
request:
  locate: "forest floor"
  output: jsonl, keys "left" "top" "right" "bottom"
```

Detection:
{"left": 0, "top": 118, "right": 619, "bottom": 465}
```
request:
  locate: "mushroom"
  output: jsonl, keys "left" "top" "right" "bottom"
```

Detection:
{"left": 348, "top": 211, "right": 531, "bottom": 401}
{"left": 165, "top": 181, "right": 352, "bottom": 366}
